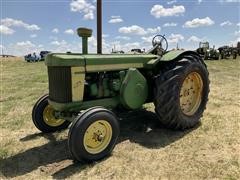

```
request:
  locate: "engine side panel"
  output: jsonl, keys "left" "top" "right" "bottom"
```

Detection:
{"left": 120, "top": 68, "right": 148, "bottom": 109}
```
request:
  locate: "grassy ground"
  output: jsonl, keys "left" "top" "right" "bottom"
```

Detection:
{"left": 0, "top": 56, "right": 239, "bottom": 179}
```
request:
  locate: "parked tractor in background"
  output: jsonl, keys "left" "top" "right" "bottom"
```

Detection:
{"left": 111, "top": 50, "right": 125, "bottom": 54}
{"left": 40, "top": 51, "right": 51, "bottom": 60}
{"left": 31, "top": 0, "right": 210, "bottom": 162}
{"left": 24, "top": 51, "right": 51, "bottom": 62}
{"left": 231, "top": 47, "right": 238, "bottom": 59}
{"left": 130, "top": 49, "right": 145, "bottom": 54}
{"left": 231, "top": 42, "right": 240, "bottom": 58}
{"left": 196, "top": 42, "right": 220, "bottom": 60}
{"left": 237, "top": 42, "right": 240, "bottom": 56}
{"left": 24, "top": 52, "right": 41, "bottom": 62}
{"left": 218, "top": 46, "right": 237, "bottom": 59}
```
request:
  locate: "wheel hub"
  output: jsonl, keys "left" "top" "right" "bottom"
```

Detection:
{"left": 83, "top": 120, "right": 112, "bottom": 154}
{"left": 43, "top": 105, "right": 66, "bottom": 127}
{"left": 180, "top": 72, "right": 203, "bottom": 116}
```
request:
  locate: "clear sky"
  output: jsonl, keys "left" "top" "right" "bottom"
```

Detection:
{"left": 1, "top": 0, "right": 240, "bottom": 56}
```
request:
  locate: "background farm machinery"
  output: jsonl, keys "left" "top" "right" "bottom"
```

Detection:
{"left": 237, "top": 42, "right": 240, "bottom": 55}
{"left": 196, "top": 42, "right": 220, "bottom": 60}
{"left": 24, "top": 51, "right": 51, "bottom": 62}
{"left": 218, "top": 46, "right": 237, "bottom": 59}
{"left": 196, "top": 41, "right": 239, "bottom": 60}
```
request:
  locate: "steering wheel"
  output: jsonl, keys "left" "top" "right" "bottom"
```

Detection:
{"left": 152, "top": 35, "right": 168, "bottom": 53}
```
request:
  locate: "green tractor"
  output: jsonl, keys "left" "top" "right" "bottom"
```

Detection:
{"left": 218, "top": 45, "right": 238, "bottom": 59}
{"left": 237, "top": 42, "right": 240, "bottom": 56}
{"left": 218, "top": 46, "right": 231, "bottom": 59}
{"left": 32, "top": 1, "right": 210, "bottom": 162}
{"left": 196, "top": 42, "right": 220, "bottom": 60}
{"left": 231, "top": 47, "right": 238, "bottom": 59}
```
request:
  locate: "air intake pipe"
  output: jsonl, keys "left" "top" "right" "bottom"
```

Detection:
{"left": 77, "top": 27, "right": 92, "bottom": 55}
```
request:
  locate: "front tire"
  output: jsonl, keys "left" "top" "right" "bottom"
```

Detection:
{"left": 154, "top": 54, "right": 209, "bottom": 130}
{"left": 68, "top": 107, "right": 120, "bottom": 162}
{"left": 215, "top": 55, "right": 220, "bottom": 60}
{"left": 32, "top": 94, "right": 71, "bottom": 133}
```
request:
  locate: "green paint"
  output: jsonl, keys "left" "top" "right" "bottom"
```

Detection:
{"left": 48, "top": 97, "right": 119, "bottom": 112}
{"left": 45, "top": 53, "right": 157, "bottom": 67}
{"left": 90, "top": 83, "right": 98, "bottom": 96}
{"left": 82, "top": 37, "right": 88, "bottom": 54}
{"left": 120, "top": 68, "right": 148, "bottom": 109}
{"left": 160, "top": 50, "right": 200, "bottom": 61}
{"left": 112, "top": 79, "right": 121, "bottom": 91}
{"left": 103, "top": 78, "right": 111, "bottom": 97}
{"left": 161, "top": 50, "right": 185, "bottom": 61}
{"left": 145, "top": 57, "right": 161, "bottom": 69}
{"left": 45, "top": 50, "right": 196, "bottom": 68}
{"left": 45, "top": 53, "right": 86, "bottom": 67}
{"left": 84, "top": 54, "right": 157, "bottom": 66}
{"left": 78, "top": 97, "right": 119, "bottom": 111}
{"left": 46, "top": 49, "right": 199, "bottom": 112}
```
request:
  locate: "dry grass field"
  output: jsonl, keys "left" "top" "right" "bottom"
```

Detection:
{"left": 0, "top": 56, "right": 239, "bottom": 179}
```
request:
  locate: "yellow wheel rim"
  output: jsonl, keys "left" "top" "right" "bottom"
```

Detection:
{"left": 43, "top": 105, "right": 65, "bottom": 127}
{"left": 83, "top": 120, "right": 112, "bottom": 154}
{"left": 180, "top": 72, "right": 203, "bottom": 116}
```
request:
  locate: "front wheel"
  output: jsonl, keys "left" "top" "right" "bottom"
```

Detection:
{"left": 68, "top": 107, "right": 119, "bottom": 162}
{"left": 215, "top": 55, "right": 220, "bottom": 60}
{"left": 154, "top": 54, "right": 209, "bottom": 130}
{"left": 32, "top": 94, "right": 71, "bottom": 133}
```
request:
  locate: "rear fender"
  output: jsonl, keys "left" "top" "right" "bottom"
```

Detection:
{"left": 145, "top": 50, "right": 200, "bottom": 69}
{"left": 160, "top": 50, "right": 200, "bottom": 62}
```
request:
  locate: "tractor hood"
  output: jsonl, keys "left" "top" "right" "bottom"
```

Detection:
{"left": 45, "top": 50, "right": 198, "bottom": 71}
{"left": 45, "top": 53, "right": 158, "bottom": 68}
{"left": 45, "top": 53, "right": 86, "bottom": 67}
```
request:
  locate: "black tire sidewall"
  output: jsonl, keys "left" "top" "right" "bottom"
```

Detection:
{"left": 68, "top": 108, "right": 119, "bottom": 162}
{"left": 32, "top": 94, "right": 70, "bottom": 133}
{"left": 154, "top": 55, "right": 209, "bottom": 130}
{"left": 176, "top": 61, "right": 209, "bottom": 126}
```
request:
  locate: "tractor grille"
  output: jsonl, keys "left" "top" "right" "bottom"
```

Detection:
{"left": 48, "top": 66, "right": 72, "bottom": 103}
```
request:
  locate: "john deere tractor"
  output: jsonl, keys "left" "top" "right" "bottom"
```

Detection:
{"left": 196, "top": 42, "right": 219, "bottom": 60}
{"left": 32, "top": 0, "right": 209, "bottom": 162}
{"left": 218, "top": 46, "right": 237, "bottom": 59}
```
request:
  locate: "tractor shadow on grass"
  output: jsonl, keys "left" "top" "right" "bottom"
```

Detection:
{"left": 52, "top": 109, "right": 200, "bottom": 179}
{"left": 0, "top": 133, "right": 72, "bottom": 178}
{"left": 117, "top": 108, "right": 200, "bottom": 148}
{"left": 0, "top": 108, "right": 199, "bottom": 179}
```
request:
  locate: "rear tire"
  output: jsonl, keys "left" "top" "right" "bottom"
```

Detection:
{"left": 154, "top": 54, "right": 209, "bottom": 130}
{"left": 32, "top": 94, "right": 71, "bottom": 133}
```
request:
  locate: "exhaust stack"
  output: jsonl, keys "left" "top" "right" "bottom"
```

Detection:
{"left": 77, "top": 27, "right": 92, "bottom": 54}
{"left": 97, "top": 0, "right": 102, "bottom": 54}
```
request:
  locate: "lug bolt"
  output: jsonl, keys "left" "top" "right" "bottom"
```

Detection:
{"left": 98, "top": 134, "right": 104, "bottom": 141}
